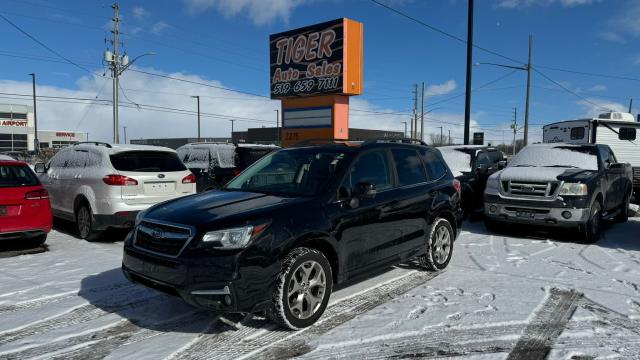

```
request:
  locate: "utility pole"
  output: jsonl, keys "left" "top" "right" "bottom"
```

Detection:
{"left": 463, "top": 0, "right": 474, "bottom": 145}
{"left": 437, "top": 126, "right": 443, "bottom": 146}
{"left": 229, "top": 119, "right": 235, "bottom": 140}
{"left": 401, "top": 121, "right": 407, "bottom": 138}
{"left": 192, "top": 96, "right": 201, "bottom": 141}
{"left": 275, "top": 109, "right": 280, "bottom": 145}
{"left": 511, "top": 107, "right": 518, "bottom": 156}
{"left": 123, "top": 126, "right": 127, "bottom": 144}
{"left": 523, "top": 34, "right": 532, "bottom": 146}
{"left": 28, "top": 73, "right": 38, "bottom": 153}
{"left": 412, "top": 84, "right": 418, "bottom": 139}
{"left": 629, "top": 98, "right": 633, "bottom": 113}
{"left": 448, "top": 130, "right": 451, "bottom": 145}
{"left": 420, "top": 81, "right": 425, "bottom": 141}
{"left": 111, "top": 1, "right": 120, "bottom": 144}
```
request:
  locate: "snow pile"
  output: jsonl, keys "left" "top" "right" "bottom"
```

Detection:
{"left": 438, "top": 148, "right": 472, "bottom": 177}
{"left": 509, "top": 144, "right": 598, "bottom": 171}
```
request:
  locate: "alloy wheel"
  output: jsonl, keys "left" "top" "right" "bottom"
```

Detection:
{"left": 77, "top": 207, "right": 91, "bottom": 238}
{"left": 433, "top": 225, "right": 452, "bottom": 265}
{"left": 287, "top": 260, "right": 327, "bottom": 320}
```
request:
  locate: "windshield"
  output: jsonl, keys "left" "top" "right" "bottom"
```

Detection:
{"left": 0, "top": 164, "right": 39, "bottom": 187}
{"left": 509, "top": 145, "right": 599, "bottom": 171}
{"left": 109, "top": 151, "right": 186, "bottom": 172}
{"left": 224, "top": 149, "right": 346, "bottom": 196}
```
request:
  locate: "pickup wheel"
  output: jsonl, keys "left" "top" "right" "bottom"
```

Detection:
{"left": 579, "top": 201, "right": 601, "bottom": 244}
{"left": 615, "top": 192, "right": 630, "bottom": 223}
{"left": 418, "top": 218, "right": 454, "bottom": 271}
{"left": 267, "top": 247, "right": 333, "bottom": 330}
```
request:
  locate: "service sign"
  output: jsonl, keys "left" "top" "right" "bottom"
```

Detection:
{"left": 270, "top": 18, "right": 363, "bottom": 99}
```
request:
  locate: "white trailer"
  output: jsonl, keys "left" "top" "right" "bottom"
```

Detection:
{"left": 542, "top": 112, "right": 640, "bottom": 199}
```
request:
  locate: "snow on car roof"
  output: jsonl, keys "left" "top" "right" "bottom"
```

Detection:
{"left": 509, "top": 143, "right": 599, "bottom": 171}
{"left": 438, "top": 147, "right": 472, "bottom": 177}
{"left": 0, "top": 154, "right": 15, "bottom": 160}
{"left": 73, "top": 143, "right": 177, "bottom": 154}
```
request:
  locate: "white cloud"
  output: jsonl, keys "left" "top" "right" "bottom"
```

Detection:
{"left": 578, "top": 98, "right": 627, "bottom": 117}
{"left": 132, "top": 6, "right": 149, "bottom": 20}
{"left": 151, "top": 21, "right": 169, "bottom": 34}
{"left": 0, "top": 68, "right": 281, "bottom": 142}
{"left": 598, "top": 1, "right": 640, "bottom": 43}
{"left": 597, "top": 31, "right": 626, "bottom": 44}
{"left": 496, "top": 0, "right": 600, "bottom": 8}
{"left": 426, "top": 80, "right": 457, "bottom": 97}
{"left": 588, "top": 84, "right": 607, "bottom": 92}
{"left": 183, "top": 0, "right": 310, "bottom": 25}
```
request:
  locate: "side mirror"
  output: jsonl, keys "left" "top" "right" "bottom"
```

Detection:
{"left": 497, "top": 160, "right": 507, "bottom": 169}
{"left": 608, "top": 163, "right": 626, "bottom": 173}
{"left": 353, "top": 182, "right": 376, "bottom": 199}
{"left": 476, "top": 164, "right": 490, "bottom": 174}
{"left": 34, "top": 163, "right": 46, "bottom": 174}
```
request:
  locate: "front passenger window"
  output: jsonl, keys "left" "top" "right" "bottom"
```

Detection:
{"left": 344, "top": 151, "right": 391, "bottom": 191}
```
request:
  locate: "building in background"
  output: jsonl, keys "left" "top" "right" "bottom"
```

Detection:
{"left": 0, "top": 104, "right": 87, "bottom": 152}
{"left": 231, "top": 127, "right": 403, "bottom": 144}
{"left": 130, "top": 137, "right": 231, "bottom": 149}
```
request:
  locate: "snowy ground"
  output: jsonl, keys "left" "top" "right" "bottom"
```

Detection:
{"left": 1, "top": 218, "right": 640, "bottom": 360}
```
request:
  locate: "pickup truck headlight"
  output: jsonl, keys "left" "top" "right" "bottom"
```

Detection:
{"left": 558, "top": 183, "right": 588, "bottom": 196}
{"left": 202, "top": 224, "right": 268, "bottom": 249}
{"left": 485, "top": 177, "right": 500, "bottom": 194}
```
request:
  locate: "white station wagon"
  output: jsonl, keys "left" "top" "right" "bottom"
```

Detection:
{"left": 35, "top": 142, "right": 196, "bottom": 241}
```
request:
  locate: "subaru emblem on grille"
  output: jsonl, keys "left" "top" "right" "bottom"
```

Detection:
{"left": 151, "top": 228, "right": 164, "bottom": 239}
{"left": 158, "top": 174, "right": 165, "bottom": 179}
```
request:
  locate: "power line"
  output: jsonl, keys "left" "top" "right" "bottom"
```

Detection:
{"left": 535, "top": 65, "right": 640, "bottom": 83}
{"left": 0, "top": 13, "right": 101, "bottom": 76}
{"left": 369, "top": 0, "right": 522, "bottom": 64}
{"left": 127, "top": 69, "right": 270, "bottom": 98}
{"left": 532, "top": 68, "right": 614, "bottom": 111}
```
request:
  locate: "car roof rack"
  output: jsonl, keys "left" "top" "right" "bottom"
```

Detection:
{"left": 291, "top": 139, "right": 364, "bottom": 147}
{"left": 73, "top": 142, "right": 112, "bottom": 148}
{"left": 361, "top": 138, "right": 428, "bottom": 146}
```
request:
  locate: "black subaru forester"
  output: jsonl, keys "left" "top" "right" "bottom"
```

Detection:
{"left": 122, "top": 140, "right": 463, "bottom": 329}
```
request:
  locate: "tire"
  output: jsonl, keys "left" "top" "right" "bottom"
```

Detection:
{"left": 267, "top": 247, "right": 333, "bottom": 330}
{"left": 418, "top": 218, "right": 455, "bottom": 271}
{"left": 75, "top": 203, "right": 101, "bottom": 242}
{"left": 579, "top": 201, "right": 601, "bottom": 244}
{"left": 615, "top": 191, "right": 630, "bottom": 223}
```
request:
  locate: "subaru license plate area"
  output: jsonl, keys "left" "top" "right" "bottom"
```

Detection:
{"left": 144, "top": 182, "right": 176, "bottom": 195}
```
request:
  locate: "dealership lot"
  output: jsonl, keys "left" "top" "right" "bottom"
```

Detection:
{"left": 1, "top": 218, "right": 639, "bottom": 359}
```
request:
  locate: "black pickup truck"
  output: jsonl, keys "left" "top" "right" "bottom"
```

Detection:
{"left": 484, "top": 143, "right": 633, "bottom": 243}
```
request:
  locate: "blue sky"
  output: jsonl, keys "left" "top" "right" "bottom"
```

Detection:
{"left": 0, "top": 0, "right": 638, "bottom": 143}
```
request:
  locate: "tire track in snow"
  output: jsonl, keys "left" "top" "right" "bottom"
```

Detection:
{"left": 0, "top": 291, "right": 159, "bottom": 347}
{"left": 506, "top": 287, "right": 582, "bottom": 360}
{"left": 169, "top": 270, "right": 440, "bottom": 360}
{"left": 0, "top": 282, "right": 135, "bottom": 315}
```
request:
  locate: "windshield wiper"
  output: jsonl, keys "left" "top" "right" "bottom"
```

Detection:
{"left": 512, "top": 164, "right": 534, "bottom": 167}
{"left": 544, "top": 165, "right": 579, "bottom": 168}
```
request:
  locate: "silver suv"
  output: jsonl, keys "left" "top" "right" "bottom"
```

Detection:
{"left": 35, "top": 142, "right": 196, "bottom": 240}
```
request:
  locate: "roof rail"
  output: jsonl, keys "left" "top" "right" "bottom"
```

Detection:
{"left": 361, "top": 138, "right": 428, "bottom": 146}
{"left": 73, "top": 142, "right": 112, "bottom": 148}
{"left": 291, "top": 138, "right": 363, "bottom": 147}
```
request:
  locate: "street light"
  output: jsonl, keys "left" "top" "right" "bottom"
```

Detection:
{"left": 474, "top": 35, "right": 532, "bottom": 145}
{"left": 191, "top": 95, "right": 200, "bottom": 141}
{"left": 401, "top": 121, "right": 408, "bottom": 138}
{"left": 28, "top": 73, "right": 38, "bottom": 153}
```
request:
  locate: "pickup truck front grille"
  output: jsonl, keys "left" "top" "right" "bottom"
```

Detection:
{"left": 134, "top": 221, "right": 193, "bottom": 257}
{"left": 502, "top": 181, "right": 558, "bottom": 198}
{"left": 633, "top": 167, "right": 640, "bottom": 187}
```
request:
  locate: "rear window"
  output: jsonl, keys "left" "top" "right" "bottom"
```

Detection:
{"left": 0, "top": 164, "right": 39, "bottom": 187}
{"left": 109, "top": 151, "right": 186, "bottom": 172}
{"left": 237, "top": 148, "right": 274, "bottom": 168}
{"left": 421, "top": 149, "right": 448, "bottom": 180}
{"left": 392, "top": 148, "right": 428, "bottom": 186}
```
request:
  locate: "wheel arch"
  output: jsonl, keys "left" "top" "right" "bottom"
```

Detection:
{"left": 287, "top": 233, "right": 339, "bottom": 284}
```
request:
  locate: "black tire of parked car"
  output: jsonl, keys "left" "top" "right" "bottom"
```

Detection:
{"left": 267, "top": 247, "right": 333, "bottom": 330}
{"left": 615, "top": 191, "right": 631, "bottom": 223}
{"left": 418, "top": 218, "right": 454, "bottom": 271}
{"left": 579, "top": 200, "right": 601, "bottom": 244}
{"left": 75, "top": 203, "right": 101, "bottom": 242}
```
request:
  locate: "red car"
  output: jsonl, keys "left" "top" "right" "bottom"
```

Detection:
{"left": 0, "top": 160, "right": 52, "bottom": 246}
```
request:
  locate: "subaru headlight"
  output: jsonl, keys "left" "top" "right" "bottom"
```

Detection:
{"left": 558, "top": 183, "right": 588, "bottom": 196}
{"left": 202, "top": 225, "right": 258, "bottom": 249}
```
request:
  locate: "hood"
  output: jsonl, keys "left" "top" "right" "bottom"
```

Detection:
{"left": 492, "top": 166, "right": 598, "bottom": 183}
{"left": 143, "top": 190, "right": 310, "bottom": 227}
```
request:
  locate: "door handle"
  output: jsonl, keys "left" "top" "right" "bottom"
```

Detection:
{"left": 74, "top": 174, "right": 82, "bottom": 179}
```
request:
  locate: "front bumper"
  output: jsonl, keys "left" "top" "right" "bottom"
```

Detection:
{"left": 0, "top": 230, "right": 48, "bottom": 241}
{"left": 121, "top": 232, "right": 276, "bottom": 313}
{"left": 484, "top": 194, "right": 589, "bottom": 226}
